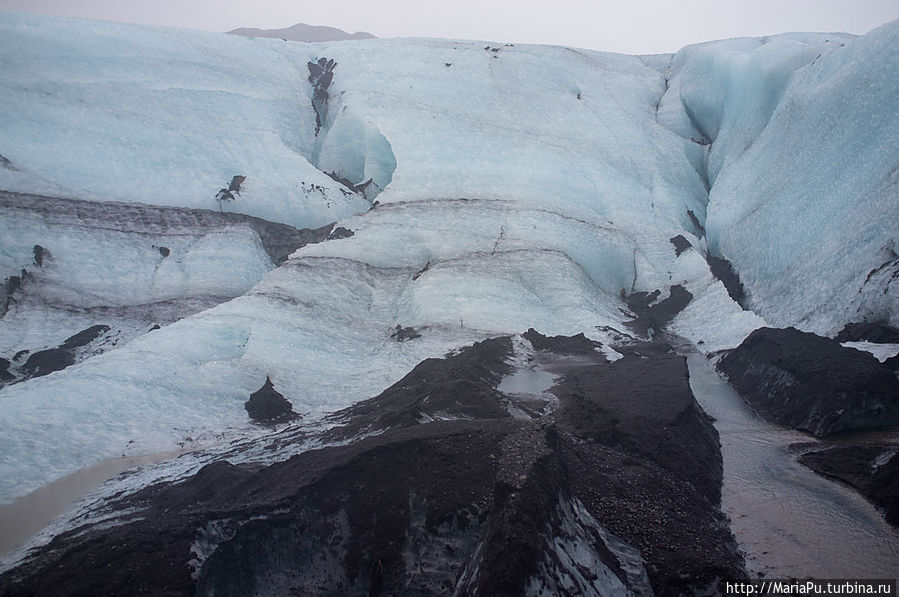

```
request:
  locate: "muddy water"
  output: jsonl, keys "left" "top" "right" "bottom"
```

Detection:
{"left": 0, "top": 451, "right": 179, "bottom": 558}
{"left": 498, "top": 368, "right": 558, "bottom": 395}
{"left": 685, "top": 350, "right": 899, "bottom": 577}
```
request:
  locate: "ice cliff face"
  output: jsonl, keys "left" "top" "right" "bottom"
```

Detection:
{"left": 0, "top": 11, "right": 896, "bottom": 507}
{"left": 660, "top": 28, "right": 899, "bottom": 333}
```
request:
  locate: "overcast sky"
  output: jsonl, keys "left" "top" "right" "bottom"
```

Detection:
{"left": 2, "top": 0, "right": 898, "bottom": 54}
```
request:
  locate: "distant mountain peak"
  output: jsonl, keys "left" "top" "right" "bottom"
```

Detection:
{"left": 227, "top": 22, "right": 376, "bottom": 42}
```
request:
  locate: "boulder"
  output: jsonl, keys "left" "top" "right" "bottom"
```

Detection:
{"left": 23, "top": 348, "right": 75, "bottom": 377}
{"left": 244, "top": 376, "right": 299, "bottom": 424}
{"left": 61, "top": 324, "right": 110, "bottom": 350}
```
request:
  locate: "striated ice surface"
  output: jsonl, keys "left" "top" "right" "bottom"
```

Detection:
{"left": 0, "top": 12, "right": 370, "bottom": 230}
{"left": 0, "top": 11, "right": 897, "bottom": 504}
{"left": 662, "top": 26, "right": 899, "bottom": 334}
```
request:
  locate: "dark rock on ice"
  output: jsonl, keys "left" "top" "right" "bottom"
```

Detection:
{"left": 717, "top": 327, "right": 899, "bottom": 436}
{"left": 707, "top": 255, "right": 745, "bottom": 304}
{"left": 215, "top": 188, "right": 235, "bottom": 202}
{"left": 523, "top": 327, "right": 601, "bottom": 355}
{"left": 228, "top": 175, "right": 246, "bottom": 195}
{"left": 0, "top": 153, "right": 13, "bottom": 169}
{"left": 32, "top": 244, "right": 48, "bottom": 267}
{"left": 308, "top": 57, "right": 336, "bottom": 136}
{"left": 61, "top": 324, "right": 110, "bottom": 350}
{"left": 624, "top": 284, "right": 692, "bottom": 338}
{"left": 835, "top": 321, "right": 899, "bottom": 344}
{"left": 245, "top": 376, "right": 299, "bottom": 424}
{"left": 412, "top": 260, "right": 430, "bottom": 281}
{"left": 2, "top": 271, "right": 25, "bottom": 315}
{"left": 327, "top": 226, "right": 354, "bottom": 240}
{"left": 23, "top": 348, "right": 75, "bottom": 377}
{"left": 354, "top": 178, "right": 381, "bottom": 201}
{"left": 625, "top": 288, "right": 660, "bottom": 314}
{"left": 157, "top": 246, "right": 170, "bottom": 257}
{"left": 325, "top": 169, "right": 356, "bottom": 189}
{"left": 799, "top": 444, "right": 899, "bottom": 526}
{"left": 686, "top": 208, "right": 705, "bottom": 236}
{"left": 0, "top": 357, "right": 12, "bottom": 381}
{"left": 390, "top": 324, "right": 421, "bottom": 342}
{"left": 670, "top": 234, "right": 692, "bottom": 256}
{"left": 330, "top": 336, "right": 513, "bottom": 436}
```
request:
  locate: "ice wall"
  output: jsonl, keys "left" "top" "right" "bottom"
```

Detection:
{"left": 2, "top": 12, "right": 895, "bottom": 501}
{"left": 0, "top": 12, "right": 370, "bottom": 230}
{"left": 662, "top": 26, "right": 899, "bottom": 333}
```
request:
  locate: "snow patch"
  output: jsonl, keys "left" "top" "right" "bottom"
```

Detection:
{"left": 840, "top": 342, "right": 899, "bottom": 364}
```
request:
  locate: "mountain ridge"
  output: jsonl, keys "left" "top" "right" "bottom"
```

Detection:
{"left": 227, "top": 22, "right": 376, "bottom": 42}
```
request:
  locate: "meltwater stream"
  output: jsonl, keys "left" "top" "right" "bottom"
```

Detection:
{"left": 685, "top": 350, "right": 899, "bottom": 578}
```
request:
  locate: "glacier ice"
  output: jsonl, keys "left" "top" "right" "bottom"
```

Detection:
{"left": 0, "top": 10, "right": 897, "bottom": 505}
{"left": 662, "top": 27, "right": 899, "bottom": 334}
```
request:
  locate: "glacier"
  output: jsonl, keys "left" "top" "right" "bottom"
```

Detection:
{"left": 0, "top": 10, "right": 898, "bottom": 588}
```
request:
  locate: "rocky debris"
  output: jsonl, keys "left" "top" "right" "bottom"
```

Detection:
{"left": 835, "top": 321, "right": 899, "bottom": 344}
{"left": 594, "top": 325, "right": 637, "bottom": 344}
{"left": 327, "top": 226, "right": 354, "bottom": 240}
{"left": 389, "top": 325, "right": 421, "bottom": 342}
{"left": 22, "top": 348, "right": 75, "bottom": 377}
{"left": 625, "top": 288, "right": 660, "bottom": 314}
{"left": 624, "top": 284, "right": 693, "bottom": 338}
{"left": 244, "top": 376, "right": 300, "bottom": 424}
{"left": 707, "top": 255, "right": 745, "bottom": 304}
{"left": 1, "top": 191, "right": 333, "bottom": 266}
{"left": 0, "top": 153, "right": 13, "bottom": 169}
{"left": 0, "top": 332, "right": 743, "bottom": 596}
{"left": 523, "top": 327, "right": 601, "bottom": 355}
{"left": 328, "top": 336, "right": 513, "bottom": 437}
{"left": 554, "top": 340, "right": 724, "bottom": 506}
{"left": 308, "top": 57, "right": 336, "bottom": 136}
{"left": 718, "top": 327, "right": 899, "bottom": 436}
{"left": 669, "top": 234, "right": 692, "bottom": 256}
{"left": 32, "top": 244, "right": 48, "bottom": 267}
{"left": 157, "top": 246, "right": 171, "bottom": 257}
{"left": 799, "top": 444, "right": 899, "bottom": 526}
